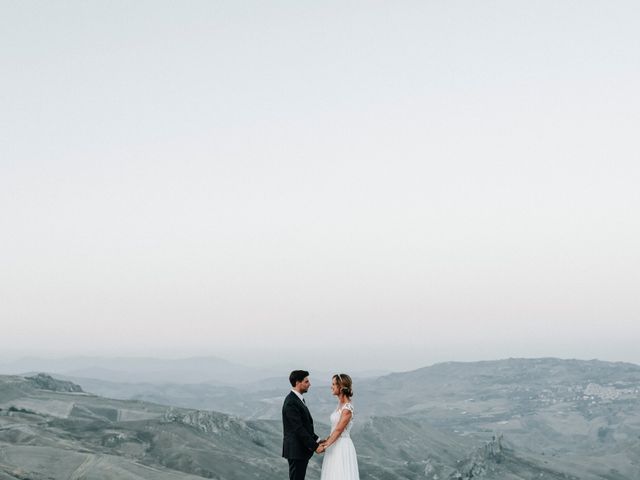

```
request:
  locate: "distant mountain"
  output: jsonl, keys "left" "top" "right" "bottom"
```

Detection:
{"left": 360, "top": 357, "right": 640, "bottom": 415}
{"left": 0, "top": 371, "right": 571, "bottom": 480}
{"left": 49, "top": 373, "right": 343, "bottom": 421}
{"left": 0, "top": 356, "right": 281, "bottom": 385}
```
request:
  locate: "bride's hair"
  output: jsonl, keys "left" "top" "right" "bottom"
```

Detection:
{"left": 334, "top": 373, "right": 354, "bottom": 398}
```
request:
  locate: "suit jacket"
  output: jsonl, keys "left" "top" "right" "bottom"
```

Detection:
{"left": 282, "top": 391, "right": 319, "bottom": 460}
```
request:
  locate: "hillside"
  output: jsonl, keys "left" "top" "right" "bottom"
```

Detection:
{"left": 0, "top": 374, "right": 290, "bottom": 479}
{"left": 57, "top": 357, "right": 640, "bottom": 478}
{"left": 360, "top": 358, "right": 640, "bottom": 479}
{"left": 0, "top": 372, "right": 572, "bottom": 480}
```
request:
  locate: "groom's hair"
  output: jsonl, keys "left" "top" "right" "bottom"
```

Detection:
{"left": 289, "top": 370, "right": 309, "bottom": 387}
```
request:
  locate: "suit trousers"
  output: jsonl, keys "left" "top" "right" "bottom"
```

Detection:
{"left": 288, "top": 458, "right": 309, "bottom": 480}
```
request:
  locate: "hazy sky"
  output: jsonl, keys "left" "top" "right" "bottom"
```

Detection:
{"left": 2, "top": 1, "right": 639, "bottom": 371}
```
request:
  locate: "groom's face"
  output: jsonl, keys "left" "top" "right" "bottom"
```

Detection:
{"left": 296, "top": 377, "right": 311, "bottom": 394}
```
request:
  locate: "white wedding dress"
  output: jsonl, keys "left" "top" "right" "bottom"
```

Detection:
{"left": 320, "top": 402, "right": 360, "bottom": 480}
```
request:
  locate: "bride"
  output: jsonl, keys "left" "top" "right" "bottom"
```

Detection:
{"left": 318, "top": 373, "right": 360, "bottom": 480}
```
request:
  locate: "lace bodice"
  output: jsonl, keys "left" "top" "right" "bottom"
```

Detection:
{"left": 330, "top": 402, "right": 354, "bottom": 438}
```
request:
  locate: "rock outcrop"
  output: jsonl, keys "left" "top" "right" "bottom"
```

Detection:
{"left": 26, "top": 373, "right": 83, "bottom": 393}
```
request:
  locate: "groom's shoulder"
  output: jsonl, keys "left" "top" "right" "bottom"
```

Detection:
{"left": 283, "top": 391, "right": 295, "bottom": 403}
{"left": 282, "top": 392, "right": 296, "bottom": 410}
{"left": 283, "top": 391, "right": 302, "bottom": 406}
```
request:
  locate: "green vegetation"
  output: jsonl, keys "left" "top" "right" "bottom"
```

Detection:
{"left": 7, "top": 406, "right": 35, "bottom": 414}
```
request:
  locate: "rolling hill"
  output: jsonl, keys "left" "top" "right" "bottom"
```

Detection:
{"left": 0, "top": 370, "right": 578, "bottom": 479}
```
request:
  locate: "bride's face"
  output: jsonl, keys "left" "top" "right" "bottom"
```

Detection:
{"left": 331, "top": 378, "right": 340, "bottom": 396}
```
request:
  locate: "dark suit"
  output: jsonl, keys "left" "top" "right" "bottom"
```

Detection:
{"left": 282, "top": 391, "right": 318, "bottom": 480}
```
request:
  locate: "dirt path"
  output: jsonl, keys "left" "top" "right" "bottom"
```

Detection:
{"left": 69, "top": 454, "right": 102, "bottom": 480}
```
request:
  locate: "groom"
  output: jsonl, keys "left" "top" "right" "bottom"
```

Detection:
{"left": 282, "top": 370, "right": 324, "bottom": 480}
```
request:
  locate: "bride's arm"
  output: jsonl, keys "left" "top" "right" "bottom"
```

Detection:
{"left": 321, "top": 409, "right": 352, "bottom": 449}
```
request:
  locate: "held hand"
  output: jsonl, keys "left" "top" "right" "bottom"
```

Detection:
{"left": 315, "top": 444, "right": 325, "bottom": 454}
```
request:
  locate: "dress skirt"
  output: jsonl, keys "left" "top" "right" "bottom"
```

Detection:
{"left": 320, "top": 435, "right": 360, "bottom": 480}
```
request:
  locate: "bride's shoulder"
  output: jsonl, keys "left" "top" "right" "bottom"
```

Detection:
{"left": 342, "top": 402, "right": 354, "bottom": 413}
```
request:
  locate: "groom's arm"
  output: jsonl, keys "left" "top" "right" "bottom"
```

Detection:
{"left": 283, "top": 402, "right": 319, "bottom": 452}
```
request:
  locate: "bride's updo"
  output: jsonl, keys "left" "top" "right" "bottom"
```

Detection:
{"left": 334, "top": 373, "right": 354, "bottom": 398}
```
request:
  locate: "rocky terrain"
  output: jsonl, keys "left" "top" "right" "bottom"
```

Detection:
{"left": 0, "top": 374, "right": 291, "bottom": 479}
{"left": 358, "top": 358, "right": 640, "bottom": 479}
{"left": 1, "top": 358, "right": 639, "bottom": 479}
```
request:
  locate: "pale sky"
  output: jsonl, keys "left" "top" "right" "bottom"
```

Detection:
{"left": 1, "top": 1, "right": 639, "bottom": 371}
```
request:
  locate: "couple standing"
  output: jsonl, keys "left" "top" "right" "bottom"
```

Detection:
{"left": 282, "top": 370, "right": 360, "bottom": 480}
